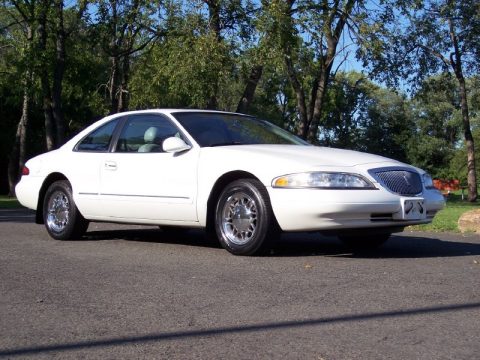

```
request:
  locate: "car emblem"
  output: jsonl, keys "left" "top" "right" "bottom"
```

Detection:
{"left": 403, "top": 174, "right": 411, "bottom": 187}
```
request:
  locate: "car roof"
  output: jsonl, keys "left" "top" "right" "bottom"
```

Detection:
{"left": 115, "top": 109, "right": 250, "bottom": 117}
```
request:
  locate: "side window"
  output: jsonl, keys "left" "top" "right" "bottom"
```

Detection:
{"left": 115, "top": 115, "right": 182, "bottom": 153}
{"left": 76, "top": 119, "right": 119, "bottom": 152}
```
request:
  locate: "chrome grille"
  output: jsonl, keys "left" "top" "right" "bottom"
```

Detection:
{"left": 371, "top": 168, "right": 422, "bottom": 196}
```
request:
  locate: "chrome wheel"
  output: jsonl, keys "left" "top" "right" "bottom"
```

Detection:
{"left": 46, "top": 190, "right": 70, "bottom": 233}
{"left": 215, "top": 179, "right": 278, "bottom": 256}
{"left": 221, "top": 191, "right": 258, "bottom": 245}
{"left": 43, "top": 180, "right": 88, "bottom": 240}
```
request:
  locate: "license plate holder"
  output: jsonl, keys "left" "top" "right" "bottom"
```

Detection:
{"left": 394, "top": 198, "right": 426, "bottom": 220}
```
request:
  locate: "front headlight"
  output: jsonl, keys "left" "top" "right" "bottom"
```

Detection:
{"left": 272, "top": 172, "right": 376, "bottom": 189}
{"left": 422, "top": 173, "right": 435, "bottom": 189}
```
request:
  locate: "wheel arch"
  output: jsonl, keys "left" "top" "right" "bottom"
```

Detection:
{"left": 35, "top": 172, "right": 69, "bottom": 224}
{"left": 205, "top": 170, "right": 275, "bottom": 231}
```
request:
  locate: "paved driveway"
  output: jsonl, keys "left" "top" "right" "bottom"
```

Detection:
{"left": 0, "top": 209, "right": 479, "bottom": 359}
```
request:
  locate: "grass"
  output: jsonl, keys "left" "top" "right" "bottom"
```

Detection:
{"left": 0, "top": 195, "right": 22, "bottom": 209}
{"left": 411, "top": 191, "right": 480, "bottom": 232}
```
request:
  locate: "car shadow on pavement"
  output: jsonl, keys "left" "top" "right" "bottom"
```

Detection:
{"left": 272, "top": 232, "right": 480, "bottom": 259}
{"left": 82, "top": 227, "right": 480, "bottom": 259}
{"left": 84, "top": 228, "right": 223, "bottom": 249}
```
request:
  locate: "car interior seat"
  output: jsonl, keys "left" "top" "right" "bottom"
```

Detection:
{"left": 138, "top": 127, "right": 163, "bottom": 153}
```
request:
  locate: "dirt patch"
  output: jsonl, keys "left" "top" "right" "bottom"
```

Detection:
{"left": 458, "top": 209, "right": 480, "bottom": 233}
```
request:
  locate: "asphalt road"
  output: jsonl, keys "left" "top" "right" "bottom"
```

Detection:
{"left": 0, "top": 208, "right": 479, "bottom": 359}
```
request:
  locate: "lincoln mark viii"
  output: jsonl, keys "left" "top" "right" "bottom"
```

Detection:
{"left": 16, "top": 110, "right": 445, "bottom": 255}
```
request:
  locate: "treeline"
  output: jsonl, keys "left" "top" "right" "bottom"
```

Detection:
{"left": 0, "top": 1, "right": 479, "bottom": 199}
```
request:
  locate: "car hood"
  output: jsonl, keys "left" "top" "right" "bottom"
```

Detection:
{"left": 211, "top": 144, "right": 404, "bottom": 168}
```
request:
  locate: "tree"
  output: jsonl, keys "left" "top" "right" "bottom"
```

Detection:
{"left": 361, "top": 0, "right": 480, "bottom": 201}
{"left": 264, "top": 0, "right": 379, "bottom": 142}
{"left": 129, "top": 0, "right": 258, "bottom": 111}
{"left": 404, "top": 74, "right": 460, "bottom": 177}
{"left": 440, "top": 75, "right": 480, "bottom": 183}
{"left": 320, "top": 71, "right": 413, "bottom": 161}
{"left": 93, "top": 0, "right": 164, "bottom": 114}
{"left": 2, "top": 0, "right": 36, "bottom": 195}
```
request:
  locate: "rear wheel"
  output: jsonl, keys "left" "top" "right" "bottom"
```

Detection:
{"left": 339, "top": 233, "right": 390, "bottom": 251}
{"left": 215, "top": 179, "right": 278, "bottom": 256}
{"left": 43, "top": 180, "right": 89, "bottom": 240}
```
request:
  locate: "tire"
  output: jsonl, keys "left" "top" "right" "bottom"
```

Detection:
{"left": 215, "top": 179, "right": 278, "bottom": 256}
{"left": 43, "top": 180, "right": 89, "bottom": 240}
{"left": 339, "top": 233, "right": 390, "bottom": 251}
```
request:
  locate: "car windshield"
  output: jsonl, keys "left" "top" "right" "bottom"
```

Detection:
{"left": 172, "top": 112, "right": 309, "bottom": 147}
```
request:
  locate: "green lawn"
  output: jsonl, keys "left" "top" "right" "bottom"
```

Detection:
{"left": 411, "top": 192, "right": 480, "bottom": 232}
{"left": 0, "top": 195, "right": 22, "bottom": 209}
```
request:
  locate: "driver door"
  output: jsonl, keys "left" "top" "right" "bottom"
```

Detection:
{"left": 99, "top": 114, "right": 198, "bottom": 222}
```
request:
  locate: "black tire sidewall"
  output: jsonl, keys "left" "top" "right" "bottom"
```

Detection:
{"left": 43, "top": 180, "right": 86, "bottom": 240}
{"left": 215, "top": 179, "right": 273, "bottom": 255}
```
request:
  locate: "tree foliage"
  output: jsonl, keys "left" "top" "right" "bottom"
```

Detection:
{"left": 1, "top": 0, "right": 480, "bottom": 199}
{"left": 361, "top": 0, "right": 480, "bottom": 201}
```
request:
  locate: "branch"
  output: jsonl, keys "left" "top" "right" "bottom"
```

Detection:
{"left": 0, "top": 18, "right": 25, "bottom": 32}
{"left": 117, "top": 33, "right": 158, "bottom": 57}
{"left": 65, "top": 0, "right": 90, "bottom": 36}
{"left": 333, "top": 0, "right": 356, "bottom": 41}
{"left": 141, "top": 23, "right": 168, "bottom": 38}
{"left": 10, "top": 0, "right": 30, "bottom": 22}
{"left": 332, "top": 49, "right": 351, "bottom": 77}
{"left": 417, "top": 44, "right": 451, "bottom": 68}
{"left": 448, "top": 16, "right": 463, "bottom": 77}
{"left": 290, "top": 2, "right": 328, "bottom": 15}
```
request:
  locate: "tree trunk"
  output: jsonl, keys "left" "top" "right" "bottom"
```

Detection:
{"left": 118, "top": 54, "right": 130, "bottom": 112}
{"left": 108, "top": 0, "right": 120, "bottom": 114}
{"left": 205, "top": 0, "right": 221, "bottom": 40}
{"left": 279, "top": 0, "right": 354, "bottom": 142}
{"left": 236, "top": 65, "right": 263, "bottom": 114}
{"left": 40, "top": 72, "right": 56, "bottom": 150}
{"left": 38, "top": 1, "right": 56, "bottom": 150}
{"left": 307, "top": 69, "right": 328, "bottom": 142}
{"left": 307, "top": 49, "right": 336, "bottom": 142}
{"left": 457, "top": 76, "right": 477, "bottom": 201}
{"left": 449, "top": 17, "right": 477, "bottom": 201}
{"left": 206, "top": 94, "right": 218, "bottom": 110}
{"left": 205, "top": 0, "right": 221, "bottom": 110}
{"left": 109, "top": 55, "right": 121, "bottom": 114}
{"left": 8, "top": 124, "right": 22, "bottom": 197}
{"left": 8, "top": 69, "right": 32, "bottom": 196}
{"left": 52, "top": 0, "right": 66, "bottom": 146}
{"left": 284, "top": 56, "right": 309, "bottom": 139}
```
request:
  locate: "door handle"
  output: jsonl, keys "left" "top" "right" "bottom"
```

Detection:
{"left": 104, "top": 161, "right": 117, "bottom": 170}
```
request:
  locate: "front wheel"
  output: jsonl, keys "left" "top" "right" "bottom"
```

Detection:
{"left": 43, "top": 180, "right": 89, "bottom": 240}
{"left": 215, "top": 179, "right": 278, "bottom": 256}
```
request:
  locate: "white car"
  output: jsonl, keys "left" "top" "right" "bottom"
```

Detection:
{"left": 16, "top": 109, "right": 445, "bottom": 255}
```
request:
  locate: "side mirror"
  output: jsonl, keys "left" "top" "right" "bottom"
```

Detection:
{"left": 163, "top": 137, "right": 192, "bottom": 153}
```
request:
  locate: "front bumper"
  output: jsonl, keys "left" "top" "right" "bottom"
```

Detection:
{"left": 268, "top": 187, "right": 445, "bottom": 232}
